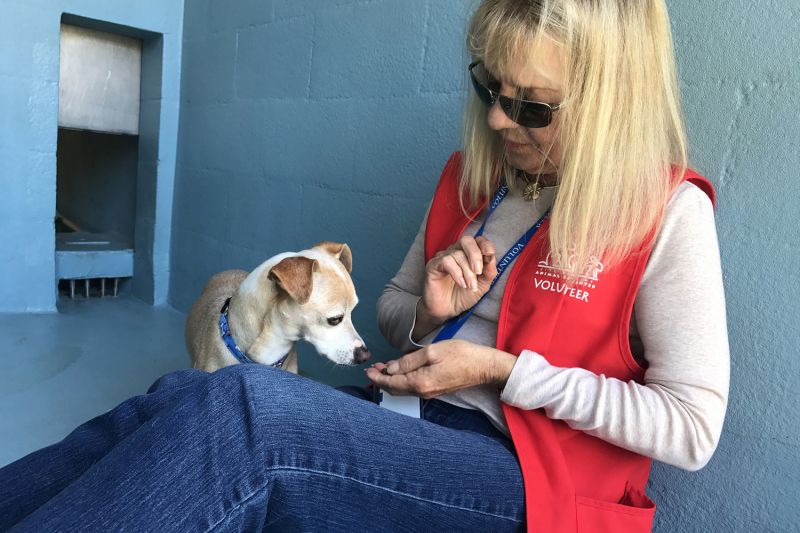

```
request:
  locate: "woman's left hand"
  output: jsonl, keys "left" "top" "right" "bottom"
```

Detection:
{"left": 365, "top": 340, "right": 517, "bottom": 399}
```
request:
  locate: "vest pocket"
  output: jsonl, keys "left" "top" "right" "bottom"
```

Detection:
{"left": 575, "top": 484, "right": 655, "bottom": 533}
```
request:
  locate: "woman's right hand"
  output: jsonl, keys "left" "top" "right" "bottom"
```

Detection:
{"left": 415, "top": 236, "right": 498, "bottom": 336}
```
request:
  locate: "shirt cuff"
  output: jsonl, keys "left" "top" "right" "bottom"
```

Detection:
{"left": 499, "top": 349, "right": 556, "bottom": 410}
{"left": 406, "top": 297, "right": 440, "bottom": 348}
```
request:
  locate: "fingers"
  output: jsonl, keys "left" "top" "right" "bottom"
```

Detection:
{"left": 438, "top": 254, "right": 466, "bottom": 290}
{"left": 473, "top": 237, "right": 497, "bottom": 282}
{"left": 365, "top": 367, "right": 415, "bottom": 396}
{"left": 445, "top": 251, "right": 478, "bottom": 291}
{"left": 461, "top": 236, "right": 499, "bottom": 281}
{"left": 435, "top": 237, "right": 497, "bottom": 290}
{"left": 386, "top": 351, "right": 429, "bottom": 375}
{"left": 475, "top": 236, "right": 496, "bottom": 259}
{"left": 366, "top": 366, "right": 436, "bottom": 398}
{"left": 365, "top": 348, "right": 431, "bottom": 395}
{"left": 368, "top": 351, "right": 428, "bottom": 377}
{"left": 459, "top": 236, "right": 485, "bottom": 276}
{"left": 427, "top": 236, "right": 498, "bottom": 294}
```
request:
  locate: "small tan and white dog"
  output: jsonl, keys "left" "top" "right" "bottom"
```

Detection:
{"left": 185, "top": 242, "right": 371, "bottom": 373}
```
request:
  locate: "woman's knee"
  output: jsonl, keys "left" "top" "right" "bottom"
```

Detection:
{"left": 203, "top": 365, "right": 333, "bottom": 432}
{"left": 147, "top": 368, "right": 208, "bottom": 394}
{"left": 209, "top": 364, "right": 307, "bottom": 402}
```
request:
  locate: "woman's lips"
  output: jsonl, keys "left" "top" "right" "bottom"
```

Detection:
{"left": 504, "top": 140, "right": 528, "bottom": 151}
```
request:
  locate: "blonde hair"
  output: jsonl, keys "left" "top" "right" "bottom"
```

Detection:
{"left": 461, "top": 0, "right": 688, "bottom": 274}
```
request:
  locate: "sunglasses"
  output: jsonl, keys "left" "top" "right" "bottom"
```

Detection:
{"left": 469, "top": 61, "right": 563, "bottom": 129}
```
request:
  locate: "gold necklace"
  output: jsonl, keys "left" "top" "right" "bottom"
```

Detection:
{"left": 523, "top": 178, "right": 543, "bottom": 201}
{"left": 520, "top": 173, "right": 558, "bottom": 201}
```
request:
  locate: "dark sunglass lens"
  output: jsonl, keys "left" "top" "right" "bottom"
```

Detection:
{"left": 498, "top": 96, "right": 552, "bottom": 128}
{"left": 518, "top": 104, "right": 552, "bottom": 128}
{"left": 498, "top": 96, "right": 520, "bottom": 121}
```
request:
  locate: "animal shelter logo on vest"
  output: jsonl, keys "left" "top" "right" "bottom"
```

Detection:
{"left": 533, "top": 251, "right": 605, "bottom": 303}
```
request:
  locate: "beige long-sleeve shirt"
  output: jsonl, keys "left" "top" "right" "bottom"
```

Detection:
{"left": 377, "top": 182, "right": 730, "bottom": 471}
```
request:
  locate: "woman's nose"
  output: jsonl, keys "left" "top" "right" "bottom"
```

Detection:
{"left": 487, "top": 101, "right": 517, "bottom": 131}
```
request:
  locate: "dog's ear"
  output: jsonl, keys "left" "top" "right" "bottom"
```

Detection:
{"left": 267, "top": 256, "right": 318, "bottom": 304}
{"left": 313, "top": 241, "right": 353, "bottom": 273}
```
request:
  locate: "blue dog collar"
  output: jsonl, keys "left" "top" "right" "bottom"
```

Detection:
{"left": 219, "top": 298, "right": 289, "bottom": 369}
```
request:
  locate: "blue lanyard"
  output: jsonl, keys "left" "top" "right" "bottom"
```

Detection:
{"left": 432, "top": 185, "right": 550, "bottom": 343}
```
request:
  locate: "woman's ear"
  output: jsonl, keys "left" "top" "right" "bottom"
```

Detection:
{"left": 313, "top": 241, "right": 353, "bottom": 273}
{"left": 267, "top": 256, "right": 318, "bottom": 304}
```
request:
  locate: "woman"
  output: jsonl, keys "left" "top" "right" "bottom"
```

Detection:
{"left": 0, "top": 1, "right": 728, "bottom": 531}
{"left": 372, "top": 0, "right": 729, "bottom": 531}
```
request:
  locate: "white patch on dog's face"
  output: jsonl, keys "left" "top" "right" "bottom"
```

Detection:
{"left": 277, "top": 250, "right": 366, "bottom": 365}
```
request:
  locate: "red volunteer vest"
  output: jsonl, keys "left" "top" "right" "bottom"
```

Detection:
{"left": 424, "top": 152, "right": 714, "bottom": 533}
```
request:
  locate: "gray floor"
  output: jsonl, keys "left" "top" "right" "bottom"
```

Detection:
{"left": 0, "top": 296, "right": 188, "bottom": 467}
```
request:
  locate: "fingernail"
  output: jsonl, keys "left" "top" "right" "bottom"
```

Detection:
{"left": 387, "top": 362, "right": 399, "bottom": 374}
{"left": 473, "top": 262, "right": 482, "bottom": 274}
{"left": 471, "top": 281, "right": 478, "bottom": 292}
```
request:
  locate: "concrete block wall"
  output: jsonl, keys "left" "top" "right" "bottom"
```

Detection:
{"left": 0, "top": 0, "right": 183, "bottom": 311}
{"left": 652, "top": 2, "right": 800, "bottom": 531}
{"left": 168, "top": 1, "right": 797, "bottom": 531}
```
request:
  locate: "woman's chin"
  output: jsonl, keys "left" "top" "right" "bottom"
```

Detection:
{"left": 505, "top": 152, "right": 557, "bottom": 175}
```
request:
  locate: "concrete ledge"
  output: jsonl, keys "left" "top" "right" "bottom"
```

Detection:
{"left": 55, "top": 232, "right": 134, "bottom": 280}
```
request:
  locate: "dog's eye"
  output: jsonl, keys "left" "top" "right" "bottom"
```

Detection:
{"left": 327, "top": 315, "right": 344, "bottom": 326}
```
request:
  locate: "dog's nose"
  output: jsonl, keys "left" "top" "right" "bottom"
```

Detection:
{"left": 353, "top": 346, "right": 371, "bottom": 364}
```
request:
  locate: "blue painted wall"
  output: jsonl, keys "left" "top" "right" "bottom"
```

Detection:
{"left": 0, "top": 0, "right": 183, "bottom": 311}
{"left": 653, "top": 2, "right": 800, "bottom": 531}
{"left": 171, "top": 1, "right": 798, "bottom": 530}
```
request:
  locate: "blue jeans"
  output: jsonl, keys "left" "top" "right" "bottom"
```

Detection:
{"left": 0, "top": 365, "right": 525, "bottom": 532}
